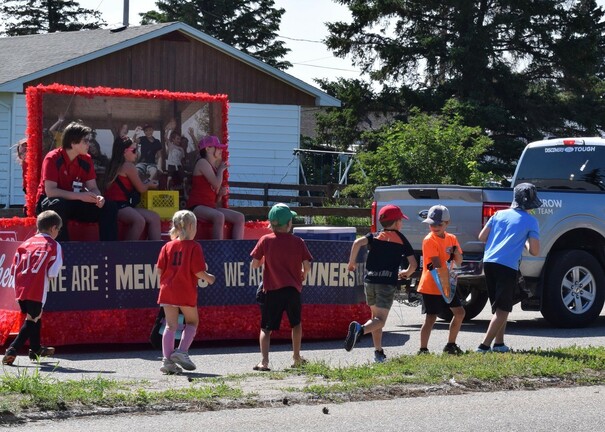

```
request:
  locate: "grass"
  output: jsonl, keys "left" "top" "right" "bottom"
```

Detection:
{"left": 2, "top": 346, "right": 605, "bottom": 418}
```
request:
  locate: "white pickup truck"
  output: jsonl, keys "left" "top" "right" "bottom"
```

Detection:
{"left": 373, "top": 137, "right": 605, "bottom": 327}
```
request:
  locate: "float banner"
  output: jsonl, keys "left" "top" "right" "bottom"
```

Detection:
{"left": 0, "top": 239, "right": 369, "bottom": 345}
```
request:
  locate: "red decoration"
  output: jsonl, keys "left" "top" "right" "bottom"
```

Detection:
{"left": 0, "top": 304, "right": 370, "bottom": 347}
{"left": 24, "top": 84, "right": 230, "bottom": 217}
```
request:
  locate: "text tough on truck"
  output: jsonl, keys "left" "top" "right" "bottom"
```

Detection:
{"left": 373, "top": 137, "right": 605, "bottom": 327}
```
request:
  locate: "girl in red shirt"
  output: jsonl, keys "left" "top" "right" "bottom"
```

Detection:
{"left": 186, "top": 135, "right": 245, "bottom": 240}
{"left": 156, "top": 210, "right": 216, "bottom": 374}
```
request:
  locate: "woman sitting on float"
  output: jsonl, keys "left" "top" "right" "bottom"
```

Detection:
{"left": 103, "top": 135, "right": 162, "bottom": 240}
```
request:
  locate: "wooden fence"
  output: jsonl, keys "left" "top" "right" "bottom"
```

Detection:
{"left": 228, "top": 181, "right": 371, "bottom": 218}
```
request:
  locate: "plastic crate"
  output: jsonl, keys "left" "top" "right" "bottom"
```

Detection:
{"left": 293, "top": 226, "right": 356, "bottom": 241}
{"left": 139, "top": 191, "right": 179, "bottom": 220}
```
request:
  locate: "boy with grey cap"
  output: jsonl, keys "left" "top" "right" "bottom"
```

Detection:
{"left": 477, "top": 183, "right": 541, "bottom": 353}
{"left": 417, "top": 204, "right": 465, "bottom": 354}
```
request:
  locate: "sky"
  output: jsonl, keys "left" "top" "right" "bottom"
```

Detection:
{"left": 75, "top": 0, "right": 605, "bottom": 89}
{"left": 78, "top": 0, "right": 359, "bottom": 88}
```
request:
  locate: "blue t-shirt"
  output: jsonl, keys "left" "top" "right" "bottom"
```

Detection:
{"left": 483, "top": 208, "right": 539, "bottom": 270}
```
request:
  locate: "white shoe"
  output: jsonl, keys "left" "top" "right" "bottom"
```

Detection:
{"left": 170, "top": 349, "right": 196, "bottom": 371}
{"left": 160, "top": 357, "right": 182, "bottom": 374}
{"left": 492, "top": 344, "right": 512, "bottom": 353}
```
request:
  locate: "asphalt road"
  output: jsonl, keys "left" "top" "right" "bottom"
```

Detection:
{"left": 11, "top": 385, "right": 605, "bottom": 432}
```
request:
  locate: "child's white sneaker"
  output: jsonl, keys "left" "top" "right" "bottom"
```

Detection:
{"left": 170, "top": 349, "right": 196, "bottom": 371}
{"left": 160, "top": 357, "right": 182, "bottom": 374}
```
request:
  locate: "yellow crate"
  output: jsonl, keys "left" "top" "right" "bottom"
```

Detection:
{"left": 139, "top": 191, "right": 180, "bottom": 220}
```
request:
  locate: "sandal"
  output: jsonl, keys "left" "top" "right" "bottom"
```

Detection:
{"left": 253, "top": 364, "right": 271, "bottom": 372}
{"left": 291, "top": 358, "right": 308, "bottom": 368}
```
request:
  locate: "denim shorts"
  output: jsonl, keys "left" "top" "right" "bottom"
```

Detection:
{"left": 364, "top": 283, "right": 397, "bottom": 309}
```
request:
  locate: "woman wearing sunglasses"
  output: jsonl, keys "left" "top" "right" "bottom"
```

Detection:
{"left": 103, "top": 136, "right": 162, "bottom": 240}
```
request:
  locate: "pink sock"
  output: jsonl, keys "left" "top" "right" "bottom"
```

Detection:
{"left": 162, "top": 328, "right": 176, "bottom": 359}
{"left": 178, "top": 324, "right": 198, "bottom": 352}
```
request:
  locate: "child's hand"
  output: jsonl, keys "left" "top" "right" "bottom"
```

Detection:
{"left": 347, "top": 262, "right": 356, "bottom": 272}
{"left": 205, "top": 273, "right": 216, "bottom": 285}
{"left": 398, "top": 270, "right": 408, "bottom": 279}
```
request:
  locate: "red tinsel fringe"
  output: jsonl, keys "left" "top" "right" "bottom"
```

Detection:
{"left": 24, "top": 83, "right": 230, "bottom": 217}
{"left": 0, "top": 217, "right": 36, "bottom": 228}
{"left": 0, "top": 304, "right": 370, "bottom": 347}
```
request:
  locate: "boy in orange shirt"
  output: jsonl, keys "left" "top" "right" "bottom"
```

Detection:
{"left": 417, "top": 205, "right": 465, "bottom": 354}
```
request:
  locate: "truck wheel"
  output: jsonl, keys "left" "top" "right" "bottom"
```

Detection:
{"left": 541, "top": 250, "right": 605, "bottom": 328}
{"left": 438, "top": 283, "right": 488, "bottom": 322}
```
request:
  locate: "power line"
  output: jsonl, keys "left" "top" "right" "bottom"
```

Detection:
{"left": 291, "top": 62, "right": 359, "bottom": 73}
{"left": 277, "top": 35, "right": 323, "bottom": 43}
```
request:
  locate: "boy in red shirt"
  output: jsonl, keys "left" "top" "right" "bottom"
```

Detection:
{"left": 2, "top": 210, "right": 63, "bottom": 365}
{"left": 36, "top": 121, "right": 117, "bottom": 242}
{"left": 250, "top": 203, "right": 313, "bottom": 371}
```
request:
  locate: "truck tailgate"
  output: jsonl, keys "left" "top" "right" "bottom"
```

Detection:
{"left": 374, "top": 185, "right": 486, "bottom": 254}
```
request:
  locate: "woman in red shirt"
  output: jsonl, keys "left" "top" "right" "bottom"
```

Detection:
{"left": 103, "top": 136, "right": 162, "bottom": 240}
{"left": 186, "top": 136, "right": 244, "bottom": 240}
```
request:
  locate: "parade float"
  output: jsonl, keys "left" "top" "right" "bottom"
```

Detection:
{"left": 0, "top": 84, "right": 368, "bottom": 347}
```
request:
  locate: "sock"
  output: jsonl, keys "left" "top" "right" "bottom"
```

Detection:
{"left": 177, "top": 324, "right": 198, "bottom": 352}
{"left": 162, "top": 328, "right": 176, "bottom": 359}
{"left": 10, "top": 319, "right": 37, "bottom": 351}
{"left": 493, "top": 343, "right": 505, "bottom": 347}
{"left": 418, "top": 347, "right": 429, "bottom": 352}
{"left": 29, "top": 319, "right": 42, "bottom": 352}
{"left": 478, "top": 343, "right": 490, "bottom": 350}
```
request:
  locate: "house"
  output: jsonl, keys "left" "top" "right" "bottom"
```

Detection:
{"left": 0, "top": 21, "right": 340, "bottom": 208}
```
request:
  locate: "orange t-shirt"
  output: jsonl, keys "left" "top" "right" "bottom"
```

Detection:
{"left": 417, "top": 231, "right": 462, "bottom": 295}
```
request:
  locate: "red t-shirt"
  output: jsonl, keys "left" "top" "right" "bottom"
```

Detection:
{"left": 12, "top": 233, "right": 63, "bottom": 305}
{"left": 104, "top": 175, "right": 134, "bottom": 202}
{"left": 37, "top": 148, "right": 96, "bottom": 201}
{"left": 186, "top": 173, "right": 217, "bottom": 208}
{"left": 156, "top": 239, "right": 206, "bottom": 307}
{"left": 250, "top": 232, "right": 313, "bottom": 292}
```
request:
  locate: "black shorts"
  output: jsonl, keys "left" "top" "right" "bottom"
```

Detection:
{"left": 484, "top": 262, "right": 516, "bottom": 313}
{"left": 261, "top": 286, "right": 301, "bottom": 331}
{"left": 18, "top": 300, "right": 43, "bottom": 320}
{"left": 421, "top": 292, "right": 462, "bottom": 315}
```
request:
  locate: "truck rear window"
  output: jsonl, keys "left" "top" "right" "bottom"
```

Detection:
{"left": 515, "top": 145, "right": 605, "bottom": 191}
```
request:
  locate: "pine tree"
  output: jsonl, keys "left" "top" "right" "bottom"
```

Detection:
{"left": 140, "top": 0, "right": 291, "bottom": 69}
{"left": 0, "top": 0, "right": 105, "bottom": 36}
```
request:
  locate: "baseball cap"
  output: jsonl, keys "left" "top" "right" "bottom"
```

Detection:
{"left": 511, "top": 182, "right": 542, "bottom": 210}
{"left": 422, "top": 205, "right": 451, "bottom": 225}
{"left": 379, "top": 204, "right": 408, "bottom": 222}
{"left": 199, "top": 135, "right": 228, "bottom": 150}
{"left": 268, "top": 203, "right": 297, "bottom": 226}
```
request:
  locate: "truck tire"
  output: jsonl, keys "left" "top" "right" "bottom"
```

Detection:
{"left": 438, "top": 282, "right": 488, "bottom": 322}
{"left": 541, "top": 250, "right": 605, "bottom": 328}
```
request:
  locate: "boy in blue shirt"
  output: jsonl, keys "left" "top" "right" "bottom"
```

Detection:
{"left": 477, "top": 183, "right": 541, "bottom": 353}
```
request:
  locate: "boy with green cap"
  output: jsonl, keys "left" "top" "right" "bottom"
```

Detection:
{"left": 250, "top": 203, "right": 313, "bottom": 371}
